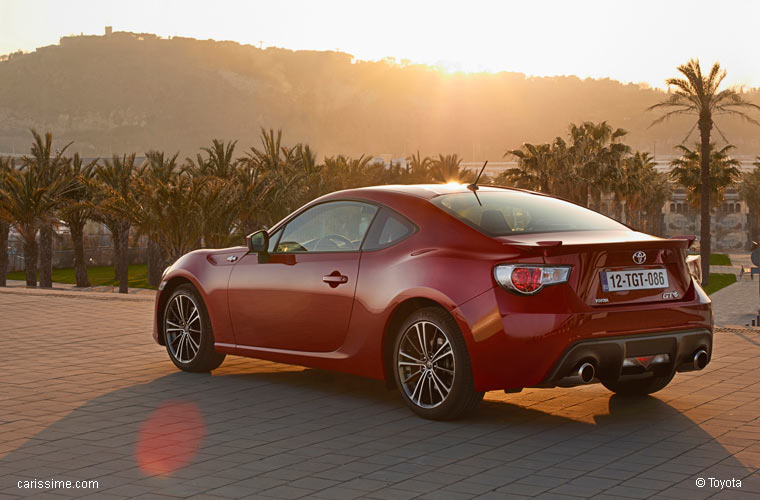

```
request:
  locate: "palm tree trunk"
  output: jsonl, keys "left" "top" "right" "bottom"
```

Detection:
{"left": 23, "top": 234, "right": 38, "bottom": 287}
{"left": 70, "top": 222, "right": 90, "bottom": 287}
{"left": 111, "top": 225, "right": 121, "bottom": 281}
{"left": 39, "top": 224, "right": 54, "bottom": 288}
{"left": 118, "top": 221, "right": 129, "bottom": 294}
{"left": 0, "top": 221, "right": 8, "bottom": 287}
{"left": 699, "top": 116, "right": 712, "bottom": 286}
{"left": 147, "top": 238, "right": 165, "bottom": 287}
{"left": 581, "top": 184, "right": 590, "bottom": 207}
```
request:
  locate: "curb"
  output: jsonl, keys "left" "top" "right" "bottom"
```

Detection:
{"left": 719, "top": 325, "right": 760, "bottom": 332}
{"left": 0, "top": 286, "right": 155, "bottom": 302}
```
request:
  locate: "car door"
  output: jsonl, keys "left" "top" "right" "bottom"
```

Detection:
{"left": 227, "top": 200, "right": 378, "bottom": 352}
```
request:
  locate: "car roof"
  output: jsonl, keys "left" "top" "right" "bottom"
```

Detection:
{"left": 333, "top": 183, "right": 541, "bottom": 201}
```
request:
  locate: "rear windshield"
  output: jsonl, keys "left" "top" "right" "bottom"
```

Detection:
{"left": 431, "top": 191, "right": 629, "bottom": 236}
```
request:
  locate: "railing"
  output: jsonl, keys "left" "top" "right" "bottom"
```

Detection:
{"left": 6, "top": 246, "right": 148, "bottom": 272}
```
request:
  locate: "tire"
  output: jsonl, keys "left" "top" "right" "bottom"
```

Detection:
{"left": 162, "top": 284, "right": 226, "bottom": 372}
{"left": 392, "top": 307, "right": 484, "bottom": 420}
{"left": 601, "top": 373, "right": 674, "bottom": 396}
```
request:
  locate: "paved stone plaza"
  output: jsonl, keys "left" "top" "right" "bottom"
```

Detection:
{"left": 1, "top": 287, "right": 759, "bottom": 499}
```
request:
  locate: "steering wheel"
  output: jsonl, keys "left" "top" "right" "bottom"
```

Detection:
{"left": 314, "top": 234, "right": 354, "bottom": 251}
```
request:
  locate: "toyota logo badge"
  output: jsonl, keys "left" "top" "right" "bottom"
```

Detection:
{"left": 632, "top": 251, "right": 646, "bottom": 265}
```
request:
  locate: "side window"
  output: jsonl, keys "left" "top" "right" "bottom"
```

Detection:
{"left": 362, "top": 208, "right": 416, "bottom": 251}
{"left": 267, "top": 228, "right": 282, "bottom": 253}
{"left": 275, "top": 201, "right": 378, "bottom": 253}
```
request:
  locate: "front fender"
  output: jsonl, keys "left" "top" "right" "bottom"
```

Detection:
{"left": 154, "top": 253, "right": 236, "bottom": 346}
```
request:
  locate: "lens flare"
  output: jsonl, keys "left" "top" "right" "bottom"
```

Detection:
{"left": 135, "top": 401, "right": 205, "bottom": 476}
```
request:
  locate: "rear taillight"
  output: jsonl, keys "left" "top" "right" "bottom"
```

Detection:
{"left": 494, "top": 264, "right": 571, "bottom": 295}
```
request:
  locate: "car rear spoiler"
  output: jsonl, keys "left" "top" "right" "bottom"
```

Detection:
{"left": 506, "top": 237, "right": 692, "bottom": 258}
{"left": 669, "top": 234, "right": 697, "bottom": 248}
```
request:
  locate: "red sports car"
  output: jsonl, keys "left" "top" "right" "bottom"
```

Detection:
{"left": 153, "top": 184, "right": 712, "bottom": 420}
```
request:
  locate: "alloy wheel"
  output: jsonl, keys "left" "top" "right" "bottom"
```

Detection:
{"left": 165, "top": 293, "right": 202, "bottom": 363}
{"left": 397, "top": 320, "right": 455, "bottom": 409}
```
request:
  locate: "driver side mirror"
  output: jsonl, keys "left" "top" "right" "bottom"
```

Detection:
{"left": 246, "top": 230, "right": 269, "bottom": 254}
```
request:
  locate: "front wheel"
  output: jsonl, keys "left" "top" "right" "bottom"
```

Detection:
{"left": 601, "top": 373, "right": 674, "bottom": 396}
{"left": 393, "top": 307, "right": 483, "bottom": 420}
{"left": 163, "top": 284, "right": 225, "bottom": 372}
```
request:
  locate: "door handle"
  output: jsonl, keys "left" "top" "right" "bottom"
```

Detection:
{"left": 323, "top": 273, "right": 348, "bottom": 287}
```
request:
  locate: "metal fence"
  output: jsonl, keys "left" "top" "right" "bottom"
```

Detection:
{"left": 6, "top": 234, "right": 148, "bottom": 272}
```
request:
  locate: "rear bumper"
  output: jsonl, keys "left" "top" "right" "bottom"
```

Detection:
{"left": 537, "top": 328, "right": 712, "bottom": 387}
{"left": 453, "top": 280, "right": 713, "bottom": 392}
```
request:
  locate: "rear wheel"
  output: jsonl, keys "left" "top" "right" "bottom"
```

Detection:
{"left": 393, "top": 307, "right": 483, "bottom": 420}
{"left": 601, "top": 373, "right": 674, "bottom": 396}
{"left": 163, "top": 284, "right": 225, "bottom": 372}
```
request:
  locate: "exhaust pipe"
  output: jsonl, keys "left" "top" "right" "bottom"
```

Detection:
{"left": 578, "top": 362, "right": 595, "bottom": 384}
{"left": 693, "top": 349, "right": 708, "bottom": 370}
{"left": 556, "top": 362, "right": 596, "bottom": 386}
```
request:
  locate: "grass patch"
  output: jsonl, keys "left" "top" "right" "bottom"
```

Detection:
{"left": 709, "top": 253, "right": 732, "bottom": 266}
{"left": 6, "top": 264, "right": 155, "bottom": 290}
{"left": 702, "top": 273, "right": 737, "bottom": 295}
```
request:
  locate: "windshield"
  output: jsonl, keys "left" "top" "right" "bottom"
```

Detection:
{"left": 431, "top": 190, "right": 629, "bottom": 236}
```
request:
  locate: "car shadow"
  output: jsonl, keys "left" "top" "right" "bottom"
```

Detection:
{"left": 1, "top": 365, "right": 757, "bottom": 498}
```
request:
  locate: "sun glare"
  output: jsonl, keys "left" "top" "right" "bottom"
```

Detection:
{"left": 2, "top": 0, "right": 759, "bottom": 88}
{"left": 135, "top": 401, "right": 205, "bottom": 476}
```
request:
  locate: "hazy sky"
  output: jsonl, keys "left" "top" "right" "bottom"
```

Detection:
{"left": 2, "top": 0, "right": 759, "bottom": 88}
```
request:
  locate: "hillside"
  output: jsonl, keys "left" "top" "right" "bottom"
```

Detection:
{"left": 2, "top": 30, "right": 759, "bottom": 159}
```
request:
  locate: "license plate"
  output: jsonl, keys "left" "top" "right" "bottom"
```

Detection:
{"left": 601, "top": 268, "right": 669, "bottom": 292}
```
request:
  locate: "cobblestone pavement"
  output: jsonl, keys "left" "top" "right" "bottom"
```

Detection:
{"left": 709, "top": 253, "right": 760, "bottom": 326}
{"left": 710, "top": 279, "right": 760, "bottom": 327}
{"left": 1, "top": 288, "right": 759, "bottom": 500}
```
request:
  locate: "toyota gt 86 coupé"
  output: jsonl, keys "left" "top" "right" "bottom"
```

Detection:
{"left": 153, "top": 184, "right": 712, "bottom": 420}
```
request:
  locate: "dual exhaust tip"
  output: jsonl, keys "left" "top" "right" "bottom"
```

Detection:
{"left": 577, "top": 362, "right": 595, "bottom": 384}
{"left": 560, "top": 349, "right": 707, "bottom": 387}
{"left": 693, "top": 349, "right": 708, "bottom": 370}
{"left": 555, "top": 362, "right": 595, "bottom": 387}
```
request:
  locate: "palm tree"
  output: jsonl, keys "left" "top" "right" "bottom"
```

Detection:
{"left": 247, "top": 128, "right": 286, "bottom": 172}
{"left": 741, "top": 158, "right": 760, "bottom": 246}
{"left": 642, "top": 170, "right": 672, "bottom": 237}
{"left": 94, "top": 154, "right": 138, "bottom": 293}
{"left": 649, "top": 59, "right": 760, "bottom": 285}
{"left": 186, "top": 139, "right": 239, "bottom": 179}
{"left": 60, "top": 153, "right": 98, "bottom": 287}
{"left": 141, "top": 151, "right": 178, "bottom": 286}
{"left": 323, "top": 154, "right": 376, "bottom": 189}
{"left": 430, "top": 154, "right": 471, "bottom": 183}
{"left": 23, "top": 130, "right": 72, "bottom": 288}
{"left": 198, "top": 176, "right": 243, "bottom": 249}
{"left": 501, "top": 142, "right": 557, "bottom": 192}
{"left": 131, "top": 169, "right": 206, "bottom": 264}
{"left": 0, "top": 153, "right": 71, "bottom": 286}
{"left": 616, "top": 152, "right": 645, "bottom": 227}
{"left": 616, "top": 152, "right": 657, "bottom": 228}
{"left": 243, "top": 128, "right": 305, "bottom": 228}
{"left": 669, "top": 143, "right": 741, "bottom": 209}
{"left": 406, "top": 151, "right": 433, "bottom": 183}
{"left": 568, "top": 121, "right": 630, "bottom": 207}
{"left": 235, "top": 151, "right": 274, "bottom": 236}
{"left": 0, "top": 156, "right": 14, "bottom": 286}
{"left": 617, "top": 152, "right": 671, "bottom": 234}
